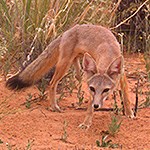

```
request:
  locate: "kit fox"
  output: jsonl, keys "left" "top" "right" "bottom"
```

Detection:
{"left": 6, "top": 24, "right": 134, "bottom": 128}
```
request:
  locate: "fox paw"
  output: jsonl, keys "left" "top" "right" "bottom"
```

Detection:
{"left": 78, "top": 115, "right": 92, "bottom": 129}
{"left": 125, "top": 109, "right": 135, "bottom": 118}
{"left": 78, "top": 122, "right": 91, "bottom": 129}
{"left": 47, "top": 104, "right": 62, "bottom": 113}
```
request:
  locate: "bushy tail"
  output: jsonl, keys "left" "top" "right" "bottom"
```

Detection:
{"left": 6, "top": 36, "right": 61, "bottom": 90}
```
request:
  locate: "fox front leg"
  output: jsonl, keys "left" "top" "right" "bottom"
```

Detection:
{"left": 79, "top": 99, "right": 94, "bottom": 129}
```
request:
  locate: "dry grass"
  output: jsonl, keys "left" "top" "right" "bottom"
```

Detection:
{"left": 0, "top": 0, "right": 114, "bottom": 76}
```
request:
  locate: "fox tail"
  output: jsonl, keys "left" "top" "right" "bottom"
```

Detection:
{"left": 6, "top": 36, "right": 61, "bottom": 90}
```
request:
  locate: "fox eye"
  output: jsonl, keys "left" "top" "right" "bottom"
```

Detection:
{"left": 102, "top": 88, "right": 110, "bottom": 93}
{"left": 89, "top": 86, "right": 95, "bottom": 93}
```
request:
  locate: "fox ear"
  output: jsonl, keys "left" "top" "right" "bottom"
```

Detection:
{"left": 82, "top": 53, "right": 97, "bottom": 76}
{"left": 106, "top": 56, "right": 123, "bottom": 80}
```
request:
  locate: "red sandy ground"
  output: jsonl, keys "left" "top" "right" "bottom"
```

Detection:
{"left": 0, "top": 54, "right": 150, "bottom": 150}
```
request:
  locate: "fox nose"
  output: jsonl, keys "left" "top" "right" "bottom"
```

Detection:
{"left": 93, "top": 104, "right": 99, "bottom": 109}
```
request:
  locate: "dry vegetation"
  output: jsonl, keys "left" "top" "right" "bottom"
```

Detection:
{"left": 0, "top": 0, "right": 114, "bottom": 76}
{"left": 0, "top": 0, "right": 149, "bottom": 76}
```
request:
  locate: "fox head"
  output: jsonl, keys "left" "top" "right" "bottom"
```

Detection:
{"left": 82, "top": 53, "right": 123, "bottom": 109}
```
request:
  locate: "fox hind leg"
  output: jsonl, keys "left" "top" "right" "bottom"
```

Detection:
{"left": 48, "top": 56, "right": 74, "bottom": 112}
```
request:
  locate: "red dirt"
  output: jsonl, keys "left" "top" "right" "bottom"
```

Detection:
{"left": 0, "top": 54, "right": 150, "bottom": 150}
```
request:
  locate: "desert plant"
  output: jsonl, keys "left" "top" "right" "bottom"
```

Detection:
{"left": 139, "top": 92, "right": 150, "bottom": 108}
{"left": 102, "top": 115, "right": 122, "bottom": 137}
{"left": 56, "top": 67, "right": 77, "bottom": 102}
{"left": 77, "top": 83, "right": 85, "bottom": 106}
{"left": 61, "top": 120, "right": 68, "bottom": 142}
{"left": 96, "top": 135, "right": 120, "bottom": 148}
{"left": 108, "top": 115, "right": 122, "bottom": 136}
{"left": 96, "top": 114, "right": 122, "bottom": 148}
{"left": 36, "top": 78, "right": 48, "bottom": 99}
{"left": 26, "top": 139, "right": 34, "bottom": 150}
{"left": 5, "top": 140, "right": 34, "bottom": 150}
{"left": 25, "top": 93, "right": 32, "bottom": 109}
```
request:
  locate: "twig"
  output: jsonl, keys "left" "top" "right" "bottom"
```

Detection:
{"left": 109, "top": 0, "right": 122, "bottom": 23}
{"left": 20, "top": 93, "right": 47, "bottom": 106}
{"left": 40, "top": 109, "right": 47, "bottom": 117}
{"left": 134, "top": 78, "right": 139, "bottom": 116}
{"left": 111, "top": 0, "right": 149, "bottom": 29}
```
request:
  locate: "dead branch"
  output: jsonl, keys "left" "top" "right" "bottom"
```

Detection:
{"left": 111, "top": 0, "right": 149, "bottom": 29}
{"left": 134, "top": 78, "right": 139, "bottom": 117}
{"left": 109, "top": 0, "right": 122, "bottom": 23}
{"left": 20, "top": 93, "right": 47, "bottom": 106}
